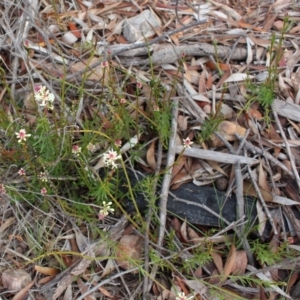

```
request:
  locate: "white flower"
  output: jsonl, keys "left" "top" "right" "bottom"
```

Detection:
{"left": 183, "top": 137, "right": 193, "bottom": 148}
{"left": 87, "top": 143, "right": 96, "bottom": 152}
{"left": 101, "top": 61, "right": 109, "bottom": 68}
{"left": 72, "top": 145, "right": 81, "bottom": 156}
{"left": 18, "top": 168, "right": 26, "bottom": 176}
{"left": 34, "top": 85, "right": 55, "bottom": 110}
{"left": 103, "top": 148, "right": 121, "bottom": 169}
{"left": 153, "top": 105, "right": 159, "bottom": 112}
{"left": 136, "top": 81, "right": 143, "bottom": 89}
{"left": 16, "top": 129, "right": 31, "bottom": 143}
{"left": 41, "top": 187, "right": 47, "bottom": 195}
{"left": 39, "top": 172, "right": 48, "bottom": 182}
{"left": 175, "top": 292, "right": 194, "bottom": 300}
{"left": 114, "top": 139, "right": 122, "bottom": 147}
{"left": 99, "top": 201, "right": 115, "bottom": 220}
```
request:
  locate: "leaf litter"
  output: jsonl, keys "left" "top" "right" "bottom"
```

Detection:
{"left": 1, "top": 0, "right": 300, "bottom": 299}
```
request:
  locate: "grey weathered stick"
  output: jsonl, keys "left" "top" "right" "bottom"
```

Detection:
{"left": 273, "top": 109, "right": 300, "bottom": 191}
{"left": 273, "top": 99, "right": 300, "bottom": 122}
{"left": 246, "top": 164, "right": 277, "bottom": 235}
{"left": 235, "top": 161, "right": 254, "bottom": 264}
{"left": 235, "top": 129, "right": 251, "bottom": 155}
{"left": 121, "top": 43, "right": 248, "bottom": 66}
{"left": 112, "top": 20, "right": 208, "bottom": 57}
{"left": 146, "top": 99, "right": 179, "bottom": 295}
{"left": 282, "top": 206, "right": 300, "bottom": 240}
{"left": 175, "top": 146, "right": 259, "bottom": 165}
{"left": 176, "top": 83, "right": 207, "bottom": 121}
{"left": 235, "top": 161, "right": 244, "bottom": 227}
{"left": 65, "top": 19, "right": 207, "bottom": 81}
{"left": 158, "top": 100, "right": 179, "bottom": 246}
{"left": 236, "top": 135, "right": 294, "bottom": 178}
{"left": 214, "top": 131, "right": 235, "bottom": 153}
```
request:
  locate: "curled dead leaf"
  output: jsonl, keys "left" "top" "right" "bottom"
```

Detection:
{"left": 69, "top": 57, "right": 105, "bottom": 82}
{"left": 210, "top": 121, "right": 246, "bottom": 147}
{"left": 146, "top": 140, "right": 157, "bottom": 170}
{"left": 211, "top": 251, "right": 223, "bottom": 274}
{"left": 35, "top": 265, "right": 60, "bottom": 276}
{"left": 62, "top": 32, "right": 78, "bottom": 45}
{"left": 243, "top": 181, "right": 273, "bottom": 202}
{"left": 223, "top": 244, "right": 237, "bottom": 278}
{"left": 231, "top": 250, "right": 247, "bottom": 275}
{"left": 178, "top": 115, "right": 189, "bottom": 131}
{"left": 116, "top": 234, "right": 144, "bottom": 273}
{"left": 2, "top": 269, "right": 31, "bottom": 291}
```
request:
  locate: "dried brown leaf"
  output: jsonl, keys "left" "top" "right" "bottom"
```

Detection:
{"left": 12, "top": 280, "right": 35, "bottom": 300}
{"left": 278, "top": 74, "right": 290, "bottom": 98}
{"left": 101, "top": 258, "right": 115, "bottom": 278}
{"left": 70, "top": 57, "right": 104, "bottom": 82}
{"left": 116, "top": 234, "right": 144, "bottom": 273}
{"left": 194, "top": 267, "right": 203, "bottom": 279}
{"left": 207, "top": 160, "right": 227, "bottom": 177}
{"left": 224, "top": 73, "right": 254, "bottom": 83}
{"left": 35, "top": 265, "right": 60, "bottom": 276}
{"left": 256, "top": 199, "right": 268, "bottom": 236}
{"left": 231, "top": 250, "right": 247, "bottom": 275}
{"left": 98, "top": 286, "right": 114, "bottom": 299}
{"left": 170, "top": 217, "right": 182, "bottom": 233}
{"left": 273, "top": 20, "right": 284, "bottom": 31}
{"left": 146, "top": 140, "right": 157, "bottom": 171}
{"left": 73, "top": 229, "right": 88, "bottom": 252}
{"left": 287, "top": 272, "right": 300, "bottom": 294}
{"left": 171, "top": 169, "right": 190, "bottom": 188}
{"left": 0, "top": 217, "right": 15, "bottom": 233}
{"left": 182, "top": 279, "right": 207, "bottom": 296}
{"left": 258, "top": 160, "right": 270, "bottom": 192}
{"left": 210, "top": 121, "right": 246, "bottom": 147}
{"left": 2, "top": 269, "right": 31, "bottom": 290}
{"left": 180, "top": 221, "right": 189, "bottom": 243}
{"left": 177, "top": 115, "right": 189, "bottom": 131}
{"left": 77, "top": 278, "right": 96, "bottom": 300}
{"left": 63, "top": 284, "right": 72, "bottom": 300}
{"left": 62, "top": 32, "right": 78, "bottom": 45}
{"left": 219, "top": 121, "right": 246, "bottom": 138}
{"left": 243, "top": 181, "right": 273, "bottom": 202}
{"left": 38, "top": 275, "right": 55, "bottom": 285}
{"left": 248, "top": 108, "right": 263, "bottom": 120}
{"left": 211, "top": 251, "right": 223, "bottom": 274}
{"left": 210, "top": 0, "right": 242, "bottom": 20}
{"left": 171, "top": 154, "right": 186, "bottom": 181}
{"left": 263, "top": 14, "right": 277, "bottom": 31}
{"left": 223, "top": 244, "right": 237, "bottom": 278}
{"left": 187, "top": 227, "right": 200, "bottom": 244}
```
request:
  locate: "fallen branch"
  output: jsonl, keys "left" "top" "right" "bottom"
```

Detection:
{"left": 120, "top": 43, "right": 248, "bottom": 66}
{"left": 65, "top": 19, "right": 208, "bottom": 81}
{"left": 175, "top": 146, "right": 259, "bottom": 165}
